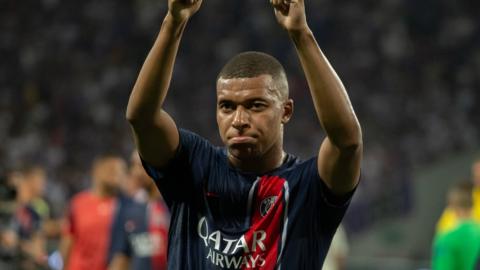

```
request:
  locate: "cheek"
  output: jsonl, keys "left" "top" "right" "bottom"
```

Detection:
{"left": 257, "top": 113, "right": 282, "bottom": 137}
{"left": 217, "top": 114, "right": 231, "bottom": 130}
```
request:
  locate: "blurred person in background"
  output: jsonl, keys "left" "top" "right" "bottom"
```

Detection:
{"left": 13, "top": 165, "right": 49, "bottom": 269}
{"left": 23, "top": 166, "right": 50, "bottom": 222}
{"left": 121, "top": 152, "right": 149, "bottom": 203}
{"left": 436, "top": 158, "right": 480, "bottom": 234}
{"left": 322, "top": 225, "right": 349, "bottom": 270}
{"left": 108, "top": 151, "right": 169, "bottom": 270}
{"left": 432, "top": 182, "right": 480, "bottom": 270}
{"left": 0, "top": 170, "right": 21, "bottom": 268}
{"left": 60, "top": 154, "right": 127, "bottom": 270}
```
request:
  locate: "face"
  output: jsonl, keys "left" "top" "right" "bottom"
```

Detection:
{"left": 93, "top": 158, "right": 127, "bottom": 194}
{"left": 28, "top": 168, "right": 46, "bottom": 197}
{"left": 216, "top": 74, "right": 293, "bottom": 161}
{"left": 130, "top": 152, "right": 155, "bottom": 191}
{"left": 472, "top": 160, "right": 480, "bottom": 187}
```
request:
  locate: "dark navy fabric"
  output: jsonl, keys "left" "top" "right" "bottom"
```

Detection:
{"left": 13, "top": 205, "right": 41, "bottom": 240}
{"left": 109, "top": 196, "right": 169, "bottom": 270}
{"left": 142, "top": 129, "right": 355, "bottom": 270}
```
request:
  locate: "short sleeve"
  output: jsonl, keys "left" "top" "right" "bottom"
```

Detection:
{"left": 302, "top": 158, "right": 357, "bottom": 235}
{"left": 141, "top": 129, "right": 216, "bottom": 206}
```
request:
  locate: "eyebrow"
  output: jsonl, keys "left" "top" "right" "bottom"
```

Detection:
{"left": 217, "top": 97, "right": 269, "bottom": 104}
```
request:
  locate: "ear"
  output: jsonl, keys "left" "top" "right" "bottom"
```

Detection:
{"left": 281, "top": 99, "right": 294, "bottom": 124}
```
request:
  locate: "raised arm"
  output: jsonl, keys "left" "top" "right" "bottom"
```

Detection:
{"left": 126, "top": 0, "right": 202, "bottom": 167}
{"left": 271, "top": 0, "right": 362, "bottom": 195}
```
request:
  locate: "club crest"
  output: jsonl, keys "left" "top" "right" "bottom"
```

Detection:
{"left": 260, "top": 196, "right": 277, "bottom": 217}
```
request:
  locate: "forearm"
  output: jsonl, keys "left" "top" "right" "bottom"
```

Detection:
{"left": 126, "top": 13, "right": 188, "bottom": 124}
{"left": 290, "top": 29, "right": 361, "bottom": 149}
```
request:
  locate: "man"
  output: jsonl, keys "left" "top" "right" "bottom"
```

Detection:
{"left": 432, "top": 182, "right": 480, "bottom": 270}
{"left": 126, "top": 0, "right": 362, "bottom": 268}
{"left": 436, "top": 158, "right": 480, "bottom": 234}
{"left": 108, "top": 152, "right": 169, "bottom": 270}
{"left": 121, "top": 152, "right": 150, "bottom": 202}
{"left": 60, "top": 154, "right": 127, "bottom": 270}
{"left": 13, "top": 166, "right": 48, "bottom": 268}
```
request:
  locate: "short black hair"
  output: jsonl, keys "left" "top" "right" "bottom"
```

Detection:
{"left": 217, "top": 51, "right": 289, "bottom": 99}
{"left": 92, "top": 153, "right": 123, "bottom": 167}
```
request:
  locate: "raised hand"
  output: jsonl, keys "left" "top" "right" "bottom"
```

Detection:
{"left": 270, "top": 0, "right": 309, "bottom": 33}
{"left": 168, "top": 0, "right": 203, "bottom": 23}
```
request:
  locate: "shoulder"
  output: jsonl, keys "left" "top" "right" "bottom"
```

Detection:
{"left": 176, "top": 128, "right": 223, "bottom": 168}
{"left": 280, "top": 155, "right": 318, "bottom": 179}
{"left": 71, "top": 190, "right": 93, "bottom": 205}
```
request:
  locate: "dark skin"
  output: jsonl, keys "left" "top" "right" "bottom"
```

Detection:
{"left": 127, "top": 0, "right": 362, "bottom": 195}
{"left": 217, "top": 75, "right": 293, "bottom": 173}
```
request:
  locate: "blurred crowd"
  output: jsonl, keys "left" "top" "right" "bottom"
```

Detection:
{"left": 0, "top": 152, "right": 170, "bottom": 269}
{"left": 0, "top": 0, "right": 479, "bottom": 267}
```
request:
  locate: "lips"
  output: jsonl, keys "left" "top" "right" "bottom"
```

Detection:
{"left": 227, "top": 134, "right": 259, "bottom": 145}
{"left": 229, "top": 136, "right": 256, "bottom": 144}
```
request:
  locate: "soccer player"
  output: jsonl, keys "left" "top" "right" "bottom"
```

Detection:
{"left": 108, "top": 152, "right": 169, "bottom": 270}
{"left": 60, "top": 154, "right": 127, "bottom": 270}
{"left": 436, "top": 158, "right": 480, "bottom": 234}
{"left": 126, "top": 0, "right": 362, "bottom": 268}
{"left": 13, "top": 166, "right": 48, "bottom": 268}
{"left": 432, "top": 182, "right": 480, "bottom": 270}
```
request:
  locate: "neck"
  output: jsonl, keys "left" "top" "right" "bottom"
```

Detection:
{"left": 92, "top": 185, "right": 113, "bottom": 198}
{"left": 228, "top": 143, "right": 286, "bottom": 174}
{"left": 148, "top": 186, "right": 161, "bottom": 201}
{"left": 17, "top": 188, "right": 33, "bottom": 204}
{"left": 455, "top": 208, "right": 472, "bottom": 220}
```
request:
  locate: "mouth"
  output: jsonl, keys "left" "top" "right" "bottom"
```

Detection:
{"left": 228, "top": 136, "right": 256, "bottom": 145}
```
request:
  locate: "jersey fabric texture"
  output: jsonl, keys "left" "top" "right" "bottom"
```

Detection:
{"left": 436, "top": 187, "right": 480, "bottom": 234}
{"left": 142, "top": 129, "right": 356, "bottom": 270}
{"left": 64, "top": 191, "right": 116, "bottom": 270}
{"left": 109, "top": 196, "right": 170, "bottom": 270}
{"left": 432, "top": 220, "right": 480, "bottom": 270}
{"left": 13, "top": 204, "right": 42, "bottom": 240}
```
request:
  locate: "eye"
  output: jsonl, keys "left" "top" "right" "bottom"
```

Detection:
{"left": 219, "top": 101, "right": 235, "bottom": 113}
{"left": 250, "top": 101, "right": 267, "bottom": 111}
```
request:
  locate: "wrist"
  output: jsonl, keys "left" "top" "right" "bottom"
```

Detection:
{"left": 165, "top": 11, "right": 189, "bottom": 26}
{"left": 288, "top": 26, "right": 312, "bottom": 40}
{"left": 288, "top": 27, "right": 313, "bottom": 44}
{"left": 163, "top": 12, "right": 189, "bottom": 36}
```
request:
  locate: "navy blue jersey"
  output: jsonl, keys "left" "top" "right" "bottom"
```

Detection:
{"left": 109, "top": 196, "right": 169, "bottom": 270}
{"left": 13, "top": 204, "right": 42, "bottom": 240}
{"left": 142, "top": 129, "right": 355, "bottom": 270}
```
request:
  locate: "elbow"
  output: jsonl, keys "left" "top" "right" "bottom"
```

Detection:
{"left": 125, "top": 107, "right": 139, "bottom": 126}
{"left": 333, "top": 122, "right": 363, "bottom": 152}
{"left": 125, "top": 107, "right": 149, "bottom": 128}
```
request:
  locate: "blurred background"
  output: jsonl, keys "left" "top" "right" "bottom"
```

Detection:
{"left": 0, "top": 0, "right": 479, "bottom": 269}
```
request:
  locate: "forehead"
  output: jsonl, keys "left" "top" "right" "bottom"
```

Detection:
{"left": 216, "top": 75, "right": 279, "bottom": 100}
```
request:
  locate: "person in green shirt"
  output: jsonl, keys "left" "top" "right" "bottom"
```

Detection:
{"left": 432, "top": 181, "right": 480, "bottom": 270}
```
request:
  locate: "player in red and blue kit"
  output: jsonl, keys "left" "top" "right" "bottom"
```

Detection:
{"left": 108, "top": 195, "right": 169, "bottom": 270}
{"left": 108, "top": 153, "right": 169, "bottom": 270}
{"left": 126, "top": 0, "right": 363, "bottom": 269}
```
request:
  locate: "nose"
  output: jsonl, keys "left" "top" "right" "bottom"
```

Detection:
{"left": 232, "top": 106, "right": 250, "bottom": 130}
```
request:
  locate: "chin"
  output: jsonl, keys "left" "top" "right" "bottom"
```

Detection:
{"left": 228, "top": 145, "right": 260, "bottom": 160}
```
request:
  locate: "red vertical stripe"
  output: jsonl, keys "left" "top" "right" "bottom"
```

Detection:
{"left": 149, "top": 201, "right": 169, "bottom": 270}
{"left": 243, "top": 175, "right": 286, "bottom": 270}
